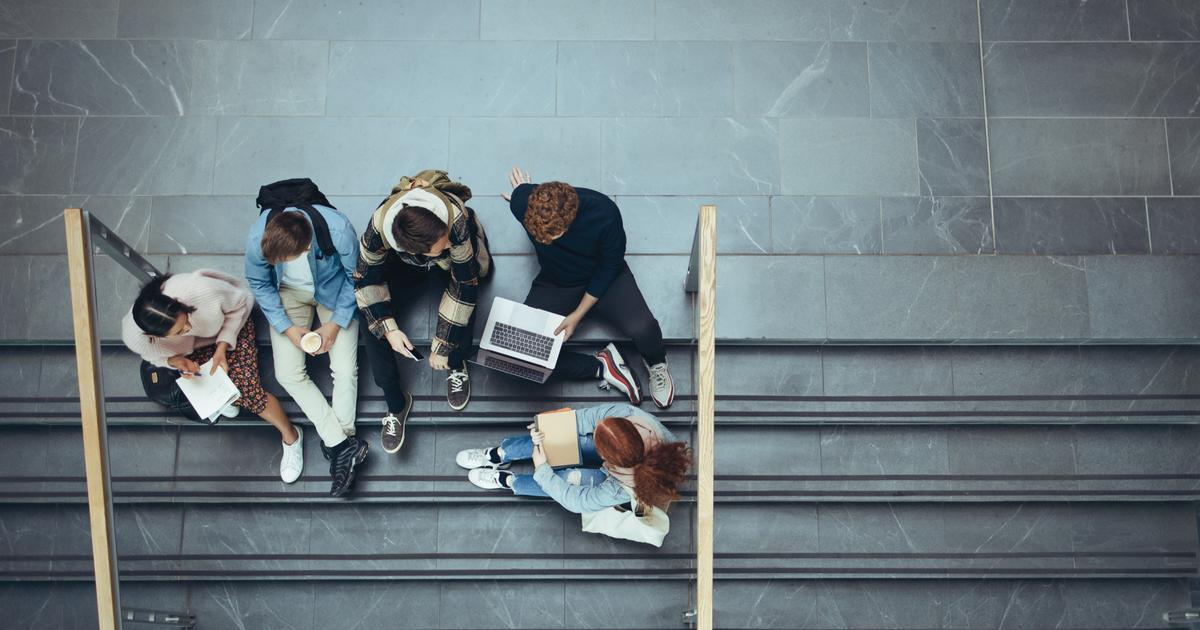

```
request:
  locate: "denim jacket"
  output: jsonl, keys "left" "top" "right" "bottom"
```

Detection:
{"left": 532, "top": 403, "right": 680, "bottom": 514}
{"left": 244, "top": 206, "right": 360, "bottom": 333}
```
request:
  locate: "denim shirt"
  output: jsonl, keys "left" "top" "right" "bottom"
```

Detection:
{"left": 532, "top": 403, "right": 680, "bottom": 514}
{"left": 244, "top": 206, "right": 360, "bottom": 334}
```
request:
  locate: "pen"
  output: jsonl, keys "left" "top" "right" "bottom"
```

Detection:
{"left": 176, "top": 370, "right": 202, "bottom": 377}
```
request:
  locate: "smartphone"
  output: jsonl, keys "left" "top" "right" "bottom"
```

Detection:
{"left": 407, "top": 346, "right": 425, "bottom": 361}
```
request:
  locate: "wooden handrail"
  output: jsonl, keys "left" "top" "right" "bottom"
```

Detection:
{"left": 64, "top": 208, "right": 123, "bottom": 630}
{"left": 695, "top": 204, "right": 717, "bottom": 630}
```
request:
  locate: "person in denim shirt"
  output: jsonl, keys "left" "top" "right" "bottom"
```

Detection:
{"left": 455, "top": 403, "right": 691, "bottom": 514}
{"left": 245, "top": 205, "right": 366, "bottom": 497}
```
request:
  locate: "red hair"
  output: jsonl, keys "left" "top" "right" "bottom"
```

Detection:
{"left": 594, "top": 417, "right": 691, "bottom": 510}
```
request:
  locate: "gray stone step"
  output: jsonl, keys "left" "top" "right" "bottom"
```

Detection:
{"left": 5, "top": 345, "right": 1200, "bottom": 427}
{"left": 3, "top": 253, "right": 1200, "bottom": 344}
{"left": 2, "top": 578, "right": 1188, "bottom": 630}
{"left": 0, "top": 502, "right": 1192, "bottom": 581}
{"left": 3, "top": 423, "right": 1198, "bottom": 504}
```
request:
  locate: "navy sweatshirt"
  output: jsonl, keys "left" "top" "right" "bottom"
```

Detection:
{"left": 509, "top": 183, "right": 627, "bottom": 299}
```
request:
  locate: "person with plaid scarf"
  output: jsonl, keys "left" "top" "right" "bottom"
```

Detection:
{"left": 354, "top": 170, "right": 492, "bottom": 454}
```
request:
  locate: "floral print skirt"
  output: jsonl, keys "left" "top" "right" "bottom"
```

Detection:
{"left": 187, "top": 319, "right": 268, "bottom": 415}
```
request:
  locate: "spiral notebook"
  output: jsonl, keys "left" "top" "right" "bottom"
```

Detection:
{"left": 174, "top": 359, "right": 241, "bottom": 421}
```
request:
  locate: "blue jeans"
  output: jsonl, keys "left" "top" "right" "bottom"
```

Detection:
{"left": 498, "top": 434, "right": 609, "bottom": 497}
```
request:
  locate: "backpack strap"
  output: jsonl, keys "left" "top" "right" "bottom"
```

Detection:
{"left": 261, "top": 205, "right": 337, "bottom": 260}
{"left": 256, "top": 179, "right": 339, "bottom": 260}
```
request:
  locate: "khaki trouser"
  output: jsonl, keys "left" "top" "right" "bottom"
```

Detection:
{"left": 269, "top": 287, "right": 359, "bottom": 447}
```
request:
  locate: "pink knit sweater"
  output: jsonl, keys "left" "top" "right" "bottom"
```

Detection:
{"left": 121, "top": 270, "right": 254, "bottom": 367}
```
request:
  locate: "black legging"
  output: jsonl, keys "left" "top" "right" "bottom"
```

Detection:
{"left": 361, "top": 257, "right": 491, "bottom": 413}
{"left": 523, "top": 263, "right": 667, "bottom": 381}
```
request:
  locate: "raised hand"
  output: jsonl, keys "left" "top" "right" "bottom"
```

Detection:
{"left": 501, "top": 166, "right": 532, "bottom": 202}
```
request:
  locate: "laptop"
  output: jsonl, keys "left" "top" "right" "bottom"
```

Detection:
{"left": 470, "top": 297, "right": 566, "bottom": 383}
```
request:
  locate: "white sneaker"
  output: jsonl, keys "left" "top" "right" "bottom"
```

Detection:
{"left": 455, "top": 447, "right": 508, "bottom": 470}
{"left": 596, "top": 343, "right": 642, "bottom": 404}
{"left": 280, "top": 426, "right": 304, "bottom": 484}
{"left": 219, "top": 404, "right": 239, "bottom": 418}
{"left": 644, "top": 360, "right": 675, "bottom": 409}
{"left": 468, "top": 468, "right": 511, "bottom": 490}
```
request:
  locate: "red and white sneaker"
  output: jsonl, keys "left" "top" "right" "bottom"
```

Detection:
{"left": 644, "top": 359, "right": 674, "bottom": 409}
{"left": 596, "top": 343, "right": 642, "bottom": 405}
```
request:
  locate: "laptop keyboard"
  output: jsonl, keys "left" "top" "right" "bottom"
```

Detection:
{"left": 490, "top": 322, "right": 555, "bottom": 361}
{"left": 484, "top": 354, "right": 546, "bottom": 382}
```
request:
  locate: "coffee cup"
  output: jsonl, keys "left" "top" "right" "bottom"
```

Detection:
{"left": 301, "top": 331, "right": 322, "bottom": 354}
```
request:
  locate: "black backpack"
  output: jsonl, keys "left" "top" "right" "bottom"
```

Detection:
{"left": 256, "top": 178, "right": 339, "bottom": 259}
{"left": 138, "top": 361, "right": 216, "bottom": 425}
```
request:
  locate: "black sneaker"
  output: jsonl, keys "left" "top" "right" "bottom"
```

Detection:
{"left": 447, "top": 367, "right": 470, "bottom": 411}
{"left": 329, "top": 436, "right": 369, "bottom": 498}
{"left": 381, "top": 391, "right": 412, "bottom": 454}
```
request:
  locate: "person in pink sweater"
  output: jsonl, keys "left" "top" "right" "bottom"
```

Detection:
{"left": 122, "top": 269, "right": 304, "bottom": 483}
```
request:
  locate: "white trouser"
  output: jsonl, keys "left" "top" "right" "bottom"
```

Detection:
{"left": 269, "top": 287, "right": 359, "bottom": 447}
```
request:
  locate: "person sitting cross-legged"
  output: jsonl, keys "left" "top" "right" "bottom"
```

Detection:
{"left": 502, "top": 167, "right": 675, "bottom": 408}
{"left": 455, "top": 403, "right": 690, "bottom": 514}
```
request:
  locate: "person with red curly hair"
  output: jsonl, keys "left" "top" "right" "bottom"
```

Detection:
{"left": 454, "top": 403, "right": 691, "bottom": 515}
{"left": 502, "top": 167, "right": 675, "bottom": 409}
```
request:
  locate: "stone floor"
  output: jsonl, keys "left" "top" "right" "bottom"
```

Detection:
{"left": 0, "top": 0, "right": 1197, "bottom": 260}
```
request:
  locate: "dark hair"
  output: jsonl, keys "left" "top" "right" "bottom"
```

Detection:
{"left": 524, "top": 182, "right": 579, "bottom": 244}
{"left": 391, "top": 205, "right": 447, "bottom": 254}
{"left": 261, "top": 212, "right": 313, "bottom": 264}
{"left": 594, "top": 417, "right": 692, "bottom": 510}
{"left": 131, "top": 275, "right": 196, "bottom": 337}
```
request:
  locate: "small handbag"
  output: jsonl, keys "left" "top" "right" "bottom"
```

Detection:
{"left": 581, "top": 485, "right": 670, "bottom": 547}
{"left": 138, "top": 360, "right": 214, "bottom": 425}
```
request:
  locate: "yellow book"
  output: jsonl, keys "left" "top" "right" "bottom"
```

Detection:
{"left": 536, "top": 408, "right": 581, "bottom": 469}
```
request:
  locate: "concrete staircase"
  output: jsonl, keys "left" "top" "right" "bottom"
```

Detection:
{"left": 0, "top": 340, "right": 1197, "bottom": 628}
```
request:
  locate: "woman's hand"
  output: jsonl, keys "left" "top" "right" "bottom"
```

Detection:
{"left": 501, "top": 166, "right": 532, "bottom": 202}
{"left": 527, "top": 422, "right": 546, "bottom": 445}
{"left": 385, "top": 329, "right": 415, "bottom": 360}
{"left": 528, "top": 422, "right": 548, "bottom": 467}
{"left": 211, "top": 342, "right": 230, "bottom": 376}
{"left": 168, "top": 355, "right": 201, "bottom": 378}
